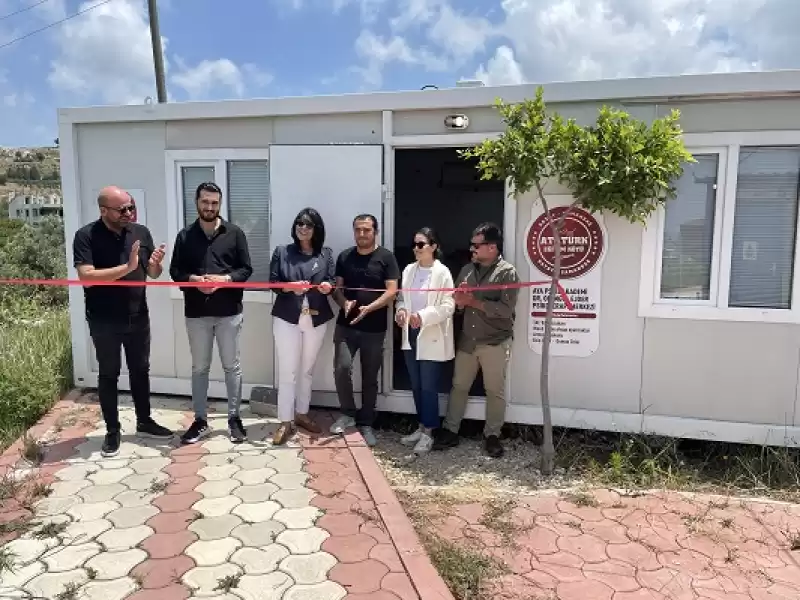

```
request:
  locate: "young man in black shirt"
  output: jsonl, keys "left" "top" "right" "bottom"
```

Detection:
{"left": 330, "top": 214, "right": 400, "bottom": 446}
{"left": 169, "top": 182, "right": 253, "bottom": 445}
{"left": 73, "top": 186, "right": 173, "bottom": 458}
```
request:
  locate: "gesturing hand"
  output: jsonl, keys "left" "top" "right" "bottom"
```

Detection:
{"left": 395, "top": 309, "right": 408, "bottom": 327}
{"left": 148, "top": 243, "right": 166, "bottom": 268}
{"left": 127, "top": 240, "right": 141, "bottom": 272}
{"left": 349, "top": 304, "right": 374, "bottom": 325}
{"left": 409, "top": 313, "right": 422, "bottom": 329}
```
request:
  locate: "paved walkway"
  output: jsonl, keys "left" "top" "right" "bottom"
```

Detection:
{"left": 420, "top": 488, "right": 800, "bottom": 599}
{"left": 0, "top": 392, "right": 451, "bottom": 600}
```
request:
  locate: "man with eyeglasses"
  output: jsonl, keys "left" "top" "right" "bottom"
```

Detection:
{"left": 433, "top": 222, "right": 520, "bottom": 458}
{"left": 73, "top": 186, "right": 173, "bottom": 458}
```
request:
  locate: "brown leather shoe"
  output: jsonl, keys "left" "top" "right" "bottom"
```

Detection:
{"left": 272, "top": 422, "right": 294, "bottom": 446}
{"left": 295, "top": 413, "right": 322, "bottom": 434}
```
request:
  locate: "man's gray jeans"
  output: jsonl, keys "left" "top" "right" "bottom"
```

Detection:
{"left": 186, "top": 313, "right": 243, "bottom": 420}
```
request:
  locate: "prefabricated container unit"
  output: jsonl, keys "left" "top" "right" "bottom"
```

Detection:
{"left": 59, "top": 69, "right": 800, "bottom": 447}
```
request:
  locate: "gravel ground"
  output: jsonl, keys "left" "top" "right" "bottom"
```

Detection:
{"left": 372, "top": 430, "right": 583, "bottom": 498}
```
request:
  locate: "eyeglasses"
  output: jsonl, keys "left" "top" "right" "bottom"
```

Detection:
{"left": 470, "top": 242, "right": 490, "bottom": 250}
{"left": 412, "top": 241, "right": 429, "bottom": 249}
{"left": 103, "top": 204, "right": 135, "bottom": 214}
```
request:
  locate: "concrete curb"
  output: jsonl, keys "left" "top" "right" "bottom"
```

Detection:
{"left": 346, "top": 438, "right": 455, "bottom": 600}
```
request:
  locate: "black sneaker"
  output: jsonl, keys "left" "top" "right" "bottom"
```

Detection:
{"left": 485, "top": 435, "right": 504, "bottom": 458}
{"left": 229, "top": 417, "right": 247, "bottom": 444}
{"left": 181, "top": 419, "right": 209, "bottom": 445}
{"left": 136, "top": 418, "right": 173, "bottom": 439}
{"left": 432, "top": 428, "right": 460, "bottom": 451}
{"left": 101, "top": 431, "right": 121, "bottom": 458}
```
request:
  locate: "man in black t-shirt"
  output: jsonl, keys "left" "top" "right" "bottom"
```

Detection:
{"left": 73, "top": 186, "right": 173, "bottom": 458}
{"left": 330, "top": 214, "right": 400, "bottom": 446}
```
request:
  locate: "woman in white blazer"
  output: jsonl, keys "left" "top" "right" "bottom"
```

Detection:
{"left": 395, "top": 227, "right": 455, "bottom": 456}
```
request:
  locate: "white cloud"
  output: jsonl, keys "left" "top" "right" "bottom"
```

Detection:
{"left": 276, "top": 0, "right": 387, "bottom": 22}
{"left": 172, "top": 58, "right": 273, "bottom": 100}
{"left": 475, "top": 45, "right": 524, "bottom": 86}
{"left": 47, "top": 0, "right": 272, "bottom": 104}
{"left": 354, "top": 30, "right": 448, "bottom": 87}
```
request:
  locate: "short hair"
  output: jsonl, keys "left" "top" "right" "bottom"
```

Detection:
{"left": 472, "top": 222, "right": 503, "bottom": 253}
{"left": 353, "top": 213, "right": 379, "bottom": 232}
{"left": 291, "top": 207, "right": 326, "bottom": 255}
{"left": 415, "top": 226, "right": 443, "bottom": 260}
{"left": 195, "top": 182, "right": 222, "bottom": 202}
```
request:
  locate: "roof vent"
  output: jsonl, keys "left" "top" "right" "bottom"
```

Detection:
{"left": 456, "top": 79, "right": 485, "bottom": 88}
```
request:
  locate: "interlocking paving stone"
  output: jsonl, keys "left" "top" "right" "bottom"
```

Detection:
{"left": 231, "top": 521, "right": 286, "bottom": 547}
{"left": 188, "top": 515, "right": 243, "bottom": 541}
{"left": 272, "top": 488, "right": 315, "bottom": 509}
{"left": 107, "top": 505, "right": 159, "bottom": 528}
{"left": 185, "top": 537, "right": 242, "bottom": 566}
{"left": 282, "top": 581, "right": 348, "bottom": 600}
{"left": 279, "top": 552, "right": 338, "bottom": 584}
{"left": 78, "top": 483, "right": 127, "bottom": 503}
{"left": 197, "top": 464, "right": 241, "bottom": 481}
{"left": 196, "top": 479, "right": 241, "bottom": 498}
{"left": 4, "top": 537, "right": 57, "bottom": 565}
{"left": 88, "top": 467, "right": 135, "bottom": 485}
{"left": 193, "top": 496, "right": 242, "bottom": 518}
{"left": 232, "top": 500, "right": 281, "bottom": 523}
{"left": 0, "top": 561, "right": 45, "bottom": 590}
{"left": 24, "top": 569, "right": 89, "bottom": 598}
{"left": 234, "top": 572, "right": 293, "bottom": 599}
{"left": 0, "top": 397, "right": 439, "bottom": 600}
{"left": 270, "top": 473, "right": 310, "bottom": 490}
{"left": 230, "top": 545, "right": 290, "bottom": 574}
{"left": 78, "top": 576, "right": 138, "bottom": 600}
{"left": 42, "top": 542, "right": 102, "bottom": 571}
{"left": 84, "top": 548, "right": 147, "bottom": 579}
{"left": 124, "top": 472, "right": 170, "bottom": 491}
{"left": 274, "top": 507, "right": 321, "bottom": 529}
{"left": 234, "top": 468, "right": 277, "bottom": 486}
{"left": 67, "top": 500, "right": 120, "bottom": 522}
{"left": 275, "top": 528, "right": 329, "bottom": 554}
{"left": 182, "top": 563, "right": 243, "bottom": 595}
{"left": 97, "top": 525, "right": 153, "bottom": 551}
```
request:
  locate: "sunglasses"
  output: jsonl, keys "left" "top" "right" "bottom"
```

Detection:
{"left": 104, "top": 204, "right": 135, "bottom": 214}
{"left": 295, "top": 221, "right": 314, "bottom": 229}
{"left": 412, "top": 241, "right": 430, "bottom": 250}
{"left": 470, "top": 242, "right": 490, "bottom": 250}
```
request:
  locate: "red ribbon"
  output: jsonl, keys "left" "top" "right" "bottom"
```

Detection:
{"left": 0, "top": 277, "right": 574, "bottom": 311}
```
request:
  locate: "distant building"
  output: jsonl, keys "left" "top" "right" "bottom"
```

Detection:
{"left": 7, "top": 192, "right": 63, "bottom": 224}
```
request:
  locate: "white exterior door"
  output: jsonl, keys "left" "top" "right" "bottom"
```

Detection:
{"left": 269, "top": 145, "right": 385, "bottom": 393}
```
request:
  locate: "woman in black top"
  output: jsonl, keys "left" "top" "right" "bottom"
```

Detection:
{"left": 269, "top": 208, "right": 336, "bottom": 445}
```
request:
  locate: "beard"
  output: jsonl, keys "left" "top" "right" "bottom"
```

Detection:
{"left": 199, "top": 210, "right": 219, "bottom": 223}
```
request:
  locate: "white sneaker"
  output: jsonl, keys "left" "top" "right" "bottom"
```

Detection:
{"left": 400, "top": 428, "right": 423, "bottom": 447}
{"left": 412, "top": 432, "right": 433, "bottom": 455}
{"left": 330, "top": 415, "right": 356, "bottom": 435}
{"left": 360, "top": 426, "right": 378, "bottom": 447}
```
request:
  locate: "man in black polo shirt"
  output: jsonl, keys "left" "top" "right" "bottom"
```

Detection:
{"left": 169, "top": 182, "right": 253, "bottom": 445}
{"left": 73, "top": 186, "right": 173, "bottom": 458}
{"left": 330, "top": 214, "right": 399, "bottom": 446}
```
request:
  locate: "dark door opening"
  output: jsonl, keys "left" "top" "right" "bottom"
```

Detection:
{"left": 392, "top": 147, "right": 506, "bottom": 395}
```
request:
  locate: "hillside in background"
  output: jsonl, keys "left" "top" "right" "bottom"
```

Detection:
{"left": 0, "top": 146, "right": 62, "bottom": 201}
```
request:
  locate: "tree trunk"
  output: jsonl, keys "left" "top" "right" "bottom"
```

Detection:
{"left": 539, "top": 215, "right": 562, "bottom": 476}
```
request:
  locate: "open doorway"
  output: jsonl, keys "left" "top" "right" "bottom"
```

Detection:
{"left": 392, "top": 147, "right": 506, "bottom": 395}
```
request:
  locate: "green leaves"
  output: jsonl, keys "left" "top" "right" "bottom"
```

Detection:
{"left": 462, "top": 87, "right": 694, "bottom": 224}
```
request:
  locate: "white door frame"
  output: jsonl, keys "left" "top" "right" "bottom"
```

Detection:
{"left": 381, "top": 114, "right": 515, "bottom": 420}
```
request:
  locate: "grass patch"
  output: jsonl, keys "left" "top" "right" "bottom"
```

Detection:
{"left": 397, "top": 489, "right": 507, "bottom": 599}
{"left": 0, "top": 302, "right": 72, "bottom": 453}
{"left": 214, "top": 573, "right": 241, "bottom": 593}
{"left": 55, "top": 581, "right": 80, "bottom": 600}
{"left": 34, "top": 520, "right": 68, "bottom": 539}
{"left": 0, "top": 547, "right": 16, "bottom": 576}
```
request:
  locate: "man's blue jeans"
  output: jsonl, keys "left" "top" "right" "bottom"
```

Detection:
{"left": 403, "top": 328, "right": 442, "bottom": 430}
{"left": 185, "top": 313, "right": 243, "bottom": 420}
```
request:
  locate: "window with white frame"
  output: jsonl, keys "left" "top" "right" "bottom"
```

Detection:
{"left": 175, "top": 155, "right": 271, "bottom": 284}
{"left": 641, "top": 132, "right": 800, "bottom": 322}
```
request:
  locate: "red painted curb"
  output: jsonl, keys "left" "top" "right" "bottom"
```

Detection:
{"left": 347, "top": 442, "right": 455, "bottom": 600}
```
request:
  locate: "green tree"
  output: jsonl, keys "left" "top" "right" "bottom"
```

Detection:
{"left": 0, "top": 172, "right": 6, "bottom": 185}
{"left": 463, "top": 87, "right": 693, "bottom": 474}
{"left": 28, "top": 165, "right": 41, "bottom": 181}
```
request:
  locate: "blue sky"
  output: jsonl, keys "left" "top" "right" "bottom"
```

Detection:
{"left": 0, "top": 0, "right": 796, "bottom": 148}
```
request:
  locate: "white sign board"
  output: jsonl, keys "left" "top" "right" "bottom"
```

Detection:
{"left": 525, "top": 197, "right": 607, "bottom": 357}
